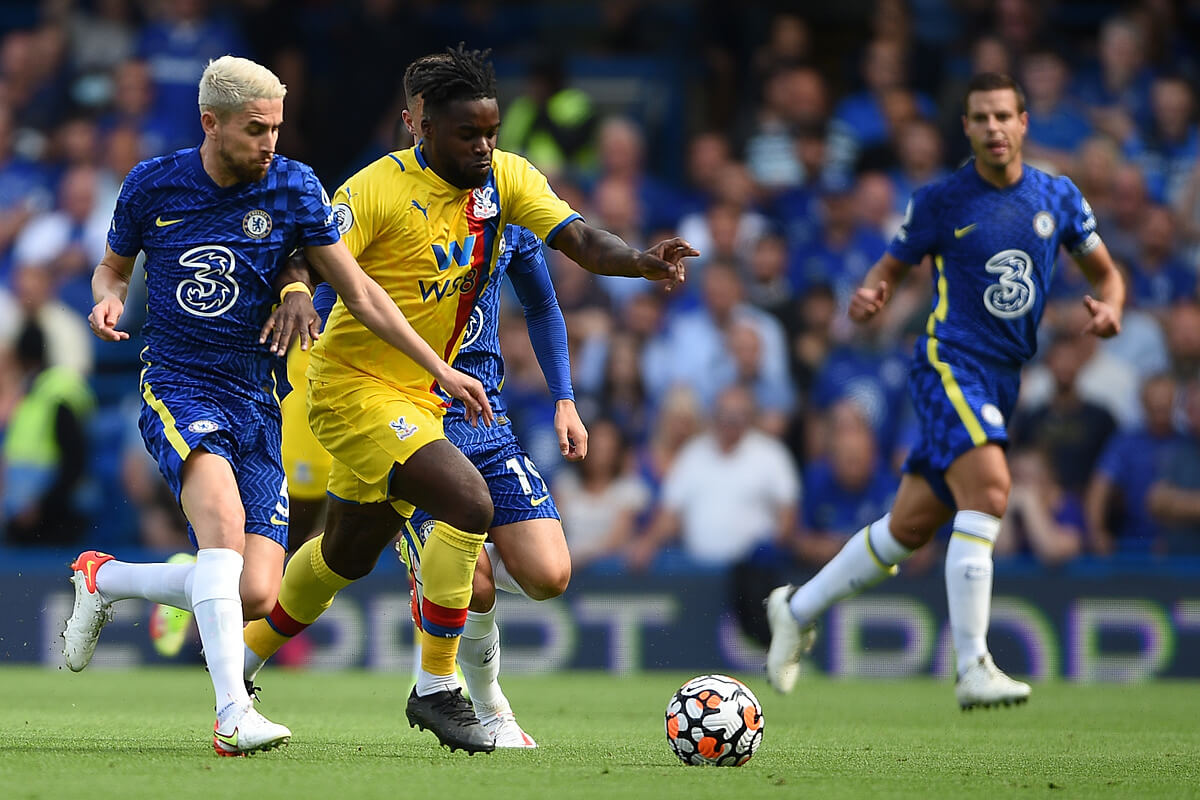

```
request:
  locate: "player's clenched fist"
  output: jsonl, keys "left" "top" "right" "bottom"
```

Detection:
{"left": 1082, "top": 294, "right": 1121, "bottom": 338}
{"left": 849, "top": 280, "right": 891, "bottom": 323}
{"left": 88, "top": 296, "right": 129, "bottom": 341}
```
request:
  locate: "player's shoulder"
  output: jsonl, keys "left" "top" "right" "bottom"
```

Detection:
{"left": 268, "top": 152, "right": 319, "bottom": 182}
{"left": 491, "top": 148, "right": 542, "bottom": 186}
{"left": 122, "top": 146, "right": 198, "bottom": 188}
{"left": 342, "top": 150, "right": 410, "bottom": 187}
{"left": 1033, "top": 165, "right": 1084, "bottom": 200}
{"left": 909, "top": 163, "right": 971, "bottom": 211}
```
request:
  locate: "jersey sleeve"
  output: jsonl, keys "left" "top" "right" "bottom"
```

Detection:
{"left": 496, "top": 151, "right": 581, "bottom": 244}
{"left": 312, "top": 281, "right": 338, "bottom": 331}
{"left": 295, "top": 166, "right": 340, "bottom": 248}
{"left": 886, "top": 187, "right": 938, "bottom": 265}
{"left": 330, "top": 157, "right": 395, "bottom": 259}
{"left": 106, "top": 167, "right": 146, "bottom": 258}
{"left": 1057, "top": 177, "right": 1102, "bottom": 257}
{"left": 507, "top": 227, "right": 574, "bottom": 402}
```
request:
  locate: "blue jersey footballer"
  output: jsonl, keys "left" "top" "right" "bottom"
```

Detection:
{"left": 61, "top": 55, "right": 490, "bottom": 757}
{"left": 766, "top": 73, "right": 1125, "bottom": 710}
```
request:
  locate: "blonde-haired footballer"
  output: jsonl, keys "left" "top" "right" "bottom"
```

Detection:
{"left": 62, "top": 55, "right": 490, "bottom": 755}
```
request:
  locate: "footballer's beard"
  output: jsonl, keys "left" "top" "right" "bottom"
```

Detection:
{"left": 448, "top": 164, "right": 490, "bottom": 190}
{"left": 220, "top": 143, "right": 271, "bottom": 183}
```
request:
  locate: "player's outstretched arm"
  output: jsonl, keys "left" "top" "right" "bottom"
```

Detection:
{"left": 303, "top": 240, "right": 494, "bottom": 426}
{"left": 849, "top": 253, "right": 910, "bottom": 323}
{"left": 507, "top": 235, "right": 588, "bottom": 459}
{"left": 88, "top": 246, "right": 136, "bottom": 342}
{"left": 1074, "top": 242, "right": 1125, "bottom": 338}
{"left": 550, "top": 219, "right": 698, "bottom": 290}
{"left": 260, "top": 252, "right": 320, "bottom": 356}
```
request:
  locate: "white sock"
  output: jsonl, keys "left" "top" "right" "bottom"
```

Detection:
{"left": 946, "top": 510, "right": 1000, "bottom": 676}
{"left": 458, "top": 602, "right": 507, "bottom": 715}
{"left": 415, "top": 669, "right": 460, "bottom": 696}
{"left": 485, "top": 543, "right": 528, "bottom": 598}
{"left": 95, "top": 559, "right": 195, "bottom": 608}
{"left": 190, "top": 548, "right": 251, "bottom": 727}
{"left": 789, "top": 515, "right": 913, "bottom": 625}
{"left": 244, "top": 644, "right": 265, "bottom": 684}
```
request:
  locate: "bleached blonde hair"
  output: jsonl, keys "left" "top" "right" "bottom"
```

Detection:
{"left": 198, "top": 55, "right": 286, "bottom": 117}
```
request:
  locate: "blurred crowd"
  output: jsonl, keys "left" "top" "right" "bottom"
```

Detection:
{"left": 4, "top": 0, "right": 1200, "bottom": 578}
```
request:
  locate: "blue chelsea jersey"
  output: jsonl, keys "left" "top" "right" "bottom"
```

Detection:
{"left": 109, "top": 147, "right": 339, "bottom": 401}
{"left": 888, "top": 161, "right": 1101, "bottom": 368}
{"left": 443, "top": 225, "right": 546, "bottom": 445}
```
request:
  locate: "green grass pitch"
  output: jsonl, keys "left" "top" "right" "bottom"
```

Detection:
{"left": 1, "top": 666, "right": 1196, "bottom": 799}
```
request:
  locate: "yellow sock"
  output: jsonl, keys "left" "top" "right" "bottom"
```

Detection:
{"left": 418, "top": 521, "right": 486, "bottom": 676}
{"left": 243, "top": 533, "right": 353, "bottom": 661}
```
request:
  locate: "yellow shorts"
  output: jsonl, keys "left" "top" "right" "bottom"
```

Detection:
{"left": 280, "top": 344, "right": 332, "bottom": 501}
{"left": 307, "top": 372, "right": 445, "bottom": 516}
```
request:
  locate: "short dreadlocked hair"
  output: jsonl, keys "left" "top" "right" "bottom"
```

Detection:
{"left": 407, "top": 43, "right": 497, "bottom": 114}
{"left": 403, "top": 53, "right": 452, "bottom": 108}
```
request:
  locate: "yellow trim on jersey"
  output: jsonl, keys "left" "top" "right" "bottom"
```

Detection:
{"left": 924, "top": 254, "right": 987, "bottom": 447}
{"left": 952, "top": 530, "right": 995, "bottom": 548}
{"left": 142, "top": 383, "right": 191, "bottom": 460}
{"left": 925, "top": 255, "right": 950, "bottom": 336}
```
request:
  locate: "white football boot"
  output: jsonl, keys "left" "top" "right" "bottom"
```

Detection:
{"left": 213, "top": 704, "right": 292, "bottom": 756}
{"left": 956, "top": 654, "right": 1032, "bottom": 710}
{"left": 480, "top": 709, "right": 537, "bottom": 749}
{"left": 62, "top": 550, "right": 115, "bottom": 672}
{"left": 764, "top": 584, "right": 817, "bottom": 694}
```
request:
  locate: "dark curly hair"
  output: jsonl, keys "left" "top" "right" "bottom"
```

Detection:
{"left": 406, "top": 43, "right": 496, "bottom": 115}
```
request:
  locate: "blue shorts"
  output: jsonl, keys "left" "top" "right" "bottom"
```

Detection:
{"left": 408, "top": 430, "right": 560, "bottom": 538}
{"left": 139, "top": 373, "right": 289, "bottom": 548}
{"left": 901, "top": 347, "right": 1019, "bottom": 509}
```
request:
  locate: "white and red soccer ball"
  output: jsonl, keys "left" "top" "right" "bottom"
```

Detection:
{"left": 665, "top": 674, "right": 764, "bottom": 767}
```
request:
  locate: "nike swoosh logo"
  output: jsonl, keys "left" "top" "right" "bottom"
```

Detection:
{"left": 84, "top": 559, "right": 99, "bottom": 592}
{"left": 270, "top": 515, "right": 289, "bottom": 526}
{"left": 530, "top": 495, "right": 549, "bottom": 507}
{"left": 155, "top": 216, "right": 184, "bottom": 227}
{"left": 954, "top": 223, "right": 977, "bottom": 238}
{"left": 214, "top": 728, "right": 238, "bottom": 748}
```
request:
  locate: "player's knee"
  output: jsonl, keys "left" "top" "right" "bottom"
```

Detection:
{"left": 240, "top": 585, "right": 277, "bottom": 620}
{"left": 967, "top": 483, "right": 1010, "bottom": 519}
{"left": 890, "top": 524, "right": 933, "bottom": 551}
{"left": 451, "top": 490, "right": 493, "bottom": 535}
{"left": 523, "top": 561, "right": 571, "bottom": 601}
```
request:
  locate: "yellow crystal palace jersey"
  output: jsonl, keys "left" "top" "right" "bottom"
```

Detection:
{"left": 308, "top": 146, "right": 580, "bottom": 410}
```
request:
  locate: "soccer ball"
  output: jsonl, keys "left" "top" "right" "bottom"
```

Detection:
{"left": 665, "top": 674, "right": 764, "bottom": 766}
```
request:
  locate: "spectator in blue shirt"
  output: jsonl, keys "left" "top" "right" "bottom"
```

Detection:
{"left": 1086, "top": 374, "right": 1183, "bottom": 557}
{"left": 1147, "top": 381, "right": 1200, "bottom": 556}
{"left": 1021, "top": 49, "right": 1093, "bottom": 173}
{"left": 795, "top": 399, "right": 897, "bottom": 568}
{"left": 1123, "top": 74, "right": 1199, "bottom": 206}
{"left": 1127, "top": 205, "right": 1195, "bottom": 312}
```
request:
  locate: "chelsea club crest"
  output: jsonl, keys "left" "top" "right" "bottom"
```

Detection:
{"left": 243, "top": 209, "right": 273, "bottom": 239}
{"left": 1033, "top": 211, "right": 1055, "bottom": 239}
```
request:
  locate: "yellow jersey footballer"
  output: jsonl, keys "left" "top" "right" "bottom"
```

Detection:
{"left": 244, "top": 45, "right": 695, "bottom": 754}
